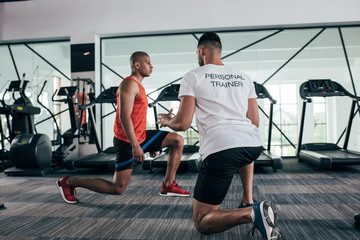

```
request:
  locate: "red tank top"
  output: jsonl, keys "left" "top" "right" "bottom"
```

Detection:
{"left": 113, "top": 76, "right": 148, "bottom": 143}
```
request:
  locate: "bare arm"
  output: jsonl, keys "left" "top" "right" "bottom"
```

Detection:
{"left": 246, "top": 98, "right": 259, "bottom": 128}
{"left": 158, "top": 96, "right": 196, "bottom": 131}
{"left": 118, "top": 79, "right": 145, "bottom": 162}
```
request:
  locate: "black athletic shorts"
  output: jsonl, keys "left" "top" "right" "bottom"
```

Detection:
{"left": 113, "top": 130, "right": 169, "bottom": 171}
{"left": 194, "top": 146, "right": 263, "bottom": 205}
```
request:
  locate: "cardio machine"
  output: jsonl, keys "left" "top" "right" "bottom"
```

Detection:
{"left": 0, "top": 98, "right": 12, "bottom": 169}
{"left": 254, "top": 82, "right": 283, "bottom": 170}
{"left": 142, "top": 84, "right": 199, "bottom": 172}
{"left": 4, "top": 79, "right": 52, "bottom": 176}
{"left": 64, "top": 86, "right": 118, "bottom": 170}
{"left": 35, "top": 81, "right": 80, "bottom": 168}
{"left": 297, "top": 79, "right": 360, "bottom": 169}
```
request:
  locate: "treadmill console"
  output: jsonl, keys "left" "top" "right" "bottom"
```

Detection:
{"left": 167, "top": 84, "right": 180, "bottom": 96}
{"left": 148, "top": 84, "right": 180, "bottom": 107}
{"left": 299, "top": 79, "right": 356, "bottom": 100}
{"left": 94, "top": 86, "right": 118, "bottom": 104}
{"left": 308, "top": 79, "right": 334, "bottom": 92}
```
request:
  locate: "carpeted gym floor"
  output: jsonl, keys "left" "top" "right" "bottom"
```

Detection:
{"left": 0, "top": 158, "right": 360, "bottom": 240}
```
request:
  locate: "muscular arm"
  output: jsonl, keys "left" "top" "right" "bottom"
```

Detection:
{"left": 158, "top": 96, "right": 196, "bottom": 131}
{"left": 118, "top": 79, "right": 145, "bottom": 162}
{"left": 246, "top": 98, "right": 259, "bottom": 128}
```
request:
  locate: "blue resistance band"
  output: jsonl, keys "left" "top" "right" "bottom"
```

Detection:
{"left": 115, "top": 130, "right": 163, "bottom": 168}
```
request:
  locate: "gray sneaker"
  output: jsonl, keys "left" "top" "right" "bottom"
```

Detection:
{"left": 250, "top": 201, "right": 285, "bottom": 240}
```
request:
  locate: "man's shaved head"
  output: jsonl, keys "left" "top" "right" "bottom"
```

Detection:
{"left": 130, "top": 51, "right": 149, "bottom": 67}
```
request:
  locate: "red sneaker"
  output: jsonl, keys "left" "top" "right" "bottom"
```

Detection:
{"left": 159, "top": 181, "right": 190, "bottom": 197}
{"left": 56, "top": 176, "right": 79, "bottom": 204}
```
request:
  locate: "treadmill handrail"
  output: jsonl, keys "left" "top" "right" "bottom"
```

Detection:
{"left": 254, "top": 82, "right": 277, "bottom": 104}
{"left": 254, "top": 82, "right": 278, "bottom": 152}
{"left": 79, "top": 86, "right": 118, "bottom": 110}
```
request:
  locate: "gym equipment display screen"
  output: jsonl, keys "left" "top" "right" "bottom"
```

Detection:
{"left": 308, "top": 79, "right": 333, "bottom": 92}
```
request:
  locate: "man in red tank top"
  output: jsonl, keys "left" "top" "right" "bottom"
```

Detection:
{"left": 57, "top": 52, "right": 190, "bottom": 204}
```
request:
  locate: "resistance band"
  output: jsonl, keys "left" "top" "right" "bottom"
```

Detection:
{"left": 115, "top": 131, "right": 163, "bottom": 168}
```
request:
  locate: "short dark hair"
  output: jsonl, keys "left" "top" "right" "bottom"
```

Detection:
{"left": 197, "top": 32, "right": 222, "bottom": 50}
{"left": 130, "top": 51, "right": 148, "bottom": 64}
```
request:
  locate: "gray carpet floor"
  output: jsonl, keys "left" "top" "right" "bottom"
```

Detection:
{"left": 1, "top": 158, "right": 360, "bottom": 239}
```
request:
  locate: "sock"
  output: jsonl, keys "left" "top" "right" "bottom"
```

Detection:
{"left": 251, "top": 209, "right": 255, "bottom": 222}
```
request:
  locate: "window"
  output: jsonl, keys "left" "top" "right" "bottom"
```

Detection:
{"left": 0, "top": 40, "right": 71, "bottom": 149}
{"left": 264, "top": 84, "right": 298, "bottom": 156}
{"left": 99, "top": 27, "right": 360, "bottom": 156}
{"left": 313, "top": 98, "right": 327, "bottom": 142}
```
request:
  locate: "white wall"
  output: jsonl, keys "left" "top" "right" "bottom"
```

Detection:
{"left": 1, "top": 0, "right": 360, "bottom": 44}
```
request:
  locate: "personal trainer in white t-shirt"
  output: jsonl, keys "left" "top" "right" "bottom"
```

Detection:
{"left": 158, "top": 32, "right": 285, "bottom": 239}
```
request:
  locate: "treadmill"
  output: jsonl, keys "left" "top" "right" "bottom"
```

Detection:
{"left": 254, "top": 82, "right": 283, "bottom": 170}
{"left": 142, "top": 84, "right": 199, "bottom": 172}
{"left": 64, "top": 86, "right": 118, "bottom": 171}
{"left": 297, "top": 79, "right": 360, "bottom": 169}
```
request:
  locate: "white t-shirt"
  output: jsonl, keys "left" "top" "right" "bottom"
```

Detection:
{"left": 179, "top": 64, "right": 262, "bottom": 159}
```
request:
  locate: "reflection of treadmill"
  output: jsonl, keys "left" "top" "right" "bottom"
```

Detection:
{"left": 254, "top": 82, "right": 283, "bottom": 170}
{"left": 142, "top": 84, "right": 199, "bottom": 172}
{"left": 65, "top": 87, "right": 118, "bottom": 170}
{"left": 297, "top": 79, "right": 360, "bottom": 169}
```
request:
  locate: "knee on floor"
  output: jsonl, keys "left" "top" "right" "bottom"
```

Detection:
{"left": 194, "top": 222, "right": 211, "bottom": 235}
{"left": 112, "top": 184, "right": 127, "bottom": 195}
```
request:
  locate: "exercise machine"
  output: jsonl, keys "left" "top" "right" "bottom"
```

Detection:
{"left": 254, "top": 82, "right": 283, "bottom": 170}
{"left": 0, "top": 103, "right": 12, "bottom": 169}
{"left": 4, "top": 78, "right": 52, "bottom": 176}
{"left": 355, "top": 212, "right": 360, "bottom": 229}
{"left": 64, "top": 86, "right": 118, "bottom": 170}
{"left": 50, "top": 84, "right": 79, "bottom": 166}
{"left": 142, "top": 84, "right": 199, "bottom": 172}
{"left": 7, "top": 80, "right": 38, "bottom": 138}
{"left": 73, "top": 77, "right": 96, "bottom": 145}
{"left": 35, "top": 81, "right": 80, "bottom": 168}
{"left": 297, "top": 79, "right": 360, "bottom": 169}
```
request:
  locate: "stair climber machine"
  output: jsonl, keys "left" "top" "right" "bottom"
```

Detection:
{"left": 253, "top": 82, "right": 283, "bottom": 171}
{"left": 297, "top": 79, "right": 360, "bottom": 169}
{"left": 4, "top": 76, "right": 52, "bottom": 176}
{"left": 142, "top": 84, "right": 200, "bottom": 172}
{"left": 36, "top": 81, "right": 79, "bottom": 169}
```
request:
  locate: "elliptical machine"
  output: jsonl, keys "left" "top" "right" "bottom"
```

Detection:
{"left": 4, "top": 76, "right": 52, "bottom": 176}
{"left": 36, "top": 81, "right": 79, "bottom": 169}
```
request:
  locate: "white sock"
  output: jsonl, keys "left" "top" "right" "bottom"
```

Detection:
{"left": 251, "top": 209, "right": 255, "bottom": 222}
